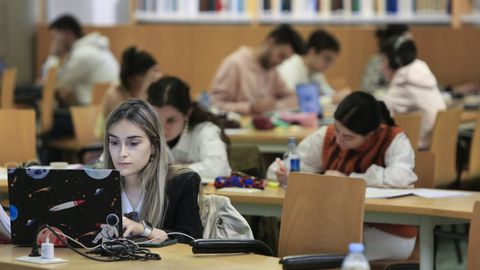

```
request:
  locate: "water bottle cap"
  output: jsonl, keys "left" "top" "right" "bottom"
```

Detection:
{"left": 348, "top": 243, "right": 364, "bottom": 253}
{"left": 288, "top": 137, "right": 296, "bottom": 143}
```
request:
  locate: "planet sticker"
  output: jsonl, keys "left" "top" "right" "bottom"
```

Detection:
{"left": 26, "top": 168, "right": 49, "bottom": 180}
{"left": 9, "top": 205, "right": 18, "bottom": 221}
{"left": 84, "top": 169, "right": 112, "bottom": 180}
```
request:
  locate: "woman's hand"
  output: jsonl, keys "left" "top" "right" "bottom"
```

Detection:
{"left": 122, "top": 216, "right": 144, "bottom": 238}
{"left": 274, "top": 158, "right": 288, "bottom": 187}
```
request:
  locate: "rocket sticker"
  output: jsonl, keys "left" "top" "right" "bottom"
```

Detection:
{"left": 49, "top": 200, "right": 85, "bottom": 212}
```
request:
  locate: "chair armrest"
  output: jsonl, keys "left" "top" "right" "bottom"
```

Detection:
{"left": 279, "top": 254, "right": 346, "bottom": 270}
{"left": 190, "top": 239, "right": 274, "bottom": 256}
{"left": 383, "top": 263, "right": 419, "bottom": 270}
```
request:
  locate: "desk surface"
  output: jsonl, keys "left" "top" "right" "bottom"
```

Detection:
{"left": 226, "top": 126, "right": 317, "bottom": 144}
{"left": 205, "top": 185, "right": 480, "bottom": 220}
{"left": 0, "top": 244, "right": 281, "bottom": 270}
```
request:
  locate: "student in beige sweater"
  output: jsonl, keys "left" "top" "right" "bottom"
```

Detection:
{"left": 209, "top": 25, "right": 304, "bottom": 114}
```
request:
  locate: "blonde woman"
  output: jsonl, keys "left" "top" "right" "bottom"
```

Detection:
{"left": 103, "top": 99, "right": 203, "bottom": 243}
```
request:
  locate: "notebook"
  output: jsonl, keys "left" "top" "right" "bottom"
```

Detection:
{"left": 8, "top": 168, "right": 122, "bottom": 247}
{"left": 296, "top": 83, "right": 323, "bottom": 117}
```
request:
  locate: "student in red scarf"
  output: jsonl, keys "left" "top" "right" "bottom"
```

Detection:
{"left": 268, "top": 91, "right": 417, "bottom": 261}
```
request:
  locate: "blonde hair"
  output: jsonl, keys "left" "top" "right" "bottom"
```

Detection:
{"left": 103, "top": 99, "right": 175, "bottom": 228}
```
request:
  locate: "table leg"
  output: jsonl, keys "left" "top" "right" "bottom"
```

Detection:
{"left": 419, "top": 216, "right": 434, "bottom": 270}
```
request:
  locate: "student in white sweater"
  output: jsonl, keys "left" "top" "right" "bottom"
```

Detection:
{"left": 381, "top": 36, "right": 446, "bottom": 149}
{"left": 147, "top": 76, "right": 231, "bottom": 179}
{"left": 277, "top": 29, "right": 340, "bottom": 97}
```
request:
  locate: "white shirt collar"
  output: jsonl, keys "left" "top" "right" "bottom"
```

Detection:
{"left": 121, "top": 190, "right": 143, "bottom": 214}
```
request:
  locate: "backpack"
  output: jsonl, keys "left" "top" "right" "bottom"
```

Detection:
{"left": 199, "top": 194, "right": 254, "bottom": 240}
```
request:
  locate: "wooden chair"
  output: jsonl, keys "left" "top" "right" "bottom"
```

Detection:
{"left": 91, "top": 82, "right": 111, "bottom": 106}
{"left": 393, "top": 112, "right": 422, "bottom": 150}
{"left": 465, "top": 114, "right": 480, "bottom": 180}
{"left": 414, "top": 151, "right": 435, "bottom": 189}
{"left": 229, "top": 144, "right": 265, "bottom": 178}
{"left": 278, "top": 172, "right": 366, "bottom": 257}
{"left": 40, "top": 67, "right": 57, "bottom": 134}
{"left": 467, "top": 201, "right": 480, "bottom": 270}
{"left": 0, "top": 109, "right": 36, "bottom": 165}
{"left": 429, "top": 108, "right": 462, "bottom": 187}
{"left": 1, "top": 68, "right": 17, "bottom": 109}
{"left": 49, "top": 105, "right": 100, "bottom": 152}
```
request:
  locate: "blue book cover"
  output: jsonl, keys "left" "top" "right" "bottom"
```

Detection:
{"left": 386, "top": 0, "right": 398, "bottom": 14}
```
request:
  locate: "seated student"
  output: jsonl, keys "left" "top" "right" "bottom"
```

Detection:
{"left": 104, "top": 99, "right": 203, "bottom": 243}
{"left": 209, "top": 24, "right": 304, "bottom": 114}
{"left": 47, "top": 14, "right": 119, "bottom": 106}
{"left": 380, "top": 36, "right": 446, "bottom": 149}
{"left": 102, "top": 46, "right": 161, "bottom": 118}
{"left": 277, "top": 29, "right": 340, "bottom": 97}
{"left": 268, "top": 92, "right": 418, "bottom": 261}
{"left": 361, "top": 24, "right": 411, "bottom": 94}
{"left": 147, "top": 76, "right": 231, "bottom": 179}
{"left": 95, "top": 46, "right": 161, "bottom": 140}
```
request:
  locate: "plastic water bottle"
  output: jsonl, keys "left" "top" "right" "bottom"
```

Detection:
{"left": 283, "top": 137, "right": 300, "bottom": 173}
{"left": 341, "top": 243, "right": 370, "bottom": 270}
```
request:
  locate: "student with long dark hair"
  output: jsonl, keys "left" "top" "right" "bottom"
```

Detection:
{"left": 147, "top": 76, "right": 231, "bottom": 179}
{"left": 268, "top": 91, "right": 417, "bottom": 261}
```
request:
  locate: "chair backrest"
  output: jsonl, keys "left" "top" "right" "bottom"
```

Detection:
{"left": 1, "top": 68, "right": 17, "bottom": 109}
{"left": 413, "top": 151, "right": 435, "bottom": 188}
{"left": 278, "top": 173, "right": 366, "bottom": 257}
{"left": 467, "top": 114, "right": 480, "bottom": 178}
{"left": 70, "top": 105, "right": 100, "bottom": 145}
{"left": 467, "top": 201, "right": 480, "bottom": 270}
{"left": 40, "top": 68, "right": 57, "bottom": 134}
{"left": 429, "top": 109, "right": 462, "bottom": 187}
{"left": 393, "top": 112, "right": 422, "bottom": 150}
{"left": 91, "top": 82, "right": 111, "bottom": 106}
{"left": 0, "top": 109, "right": 36, "bottom": 164}
{"left": 229, "top": 145, "right": 265, "bottom": 178}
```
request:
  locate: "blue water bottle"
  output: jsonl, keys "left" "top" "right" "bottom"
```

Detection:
{"left": 283, "top": 137, "right": 300, "bottom": 172}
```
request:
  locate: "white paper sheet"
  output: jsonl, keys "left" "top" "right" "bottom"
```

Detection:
{"left": 366, "top": 187, "right": 471, "bottom": 199}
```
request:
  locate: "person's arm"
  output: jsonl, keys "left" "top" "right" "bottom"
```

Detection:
{"left": 56, "top": 49, "right": 94, "bottom": 101}
{"left": 272, "top": 71, "right": 297, "bottom": 110}
{"left": 266, "top": 126, "right": 327, "bottom": 181}
{"left": 188, "top": 124, "right": 231, "bottom": 178}
{"left": 349, "top": 132, "right": 417, "bottom": 188}
{"left": 209, "top": 60, "right": 252, "bottom": 114}
{"left": 314, "top": 73, "right": 335, "bottom": 96}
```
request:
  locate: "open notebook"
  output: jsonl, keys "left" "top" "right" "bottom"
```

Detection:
{"left": 366, "top": 187, "right": 471, "bottom": 199}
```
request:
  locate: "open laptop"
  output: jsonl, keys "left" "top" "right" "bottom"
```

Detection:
{"left": 296, "top": 83, "right": 323, "bottom": 117}
{"left": 8, "top": 168, "right": 122, "bottom": 247}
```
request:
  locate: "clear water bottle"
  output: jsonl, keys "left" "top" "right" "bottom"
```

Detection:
{"left": 341, "top": 243, "right": 370, "bottom": 270}
{"left": 283, "top": 137, "right": 300, "bottom": 173}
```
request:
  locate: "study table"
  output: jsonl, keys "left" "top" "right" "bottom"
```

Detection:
{"left": 0, "top": 243, "right": 281, "bottom": 270}
{"left": 205, "top": 185, "right": 480, "bottom": 270}
{"left": 227, "top": 110, "right": 478, "bottom": 154}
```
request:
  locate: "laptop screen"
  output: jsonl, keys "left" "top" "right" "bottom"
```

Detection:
{"left": 8, "top": 168, "right": 122, "bottom": 247}
{"left": 296, "top": 83, "right": 322, "bottom": 116}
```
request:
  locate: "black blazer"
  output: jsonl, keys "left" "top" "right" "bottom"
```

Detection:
{"left": 163, "top": 170, "right": 203, "bottom": 243}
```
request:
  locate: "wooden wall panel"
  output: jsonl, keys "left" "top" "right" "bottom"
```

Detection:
{"left": 35, "top": 24, "right": 480, "bottom": 98}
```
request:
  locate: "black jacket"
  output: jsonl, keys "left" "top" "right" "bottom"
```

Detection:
{"left": 163, "top": 171, "right": 203, "bottom": 243}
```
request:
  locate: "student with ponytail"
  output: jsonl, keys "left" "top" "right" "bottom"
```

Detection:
{"left": 268, "top": 91, "right": 418, "bottom": 261}
{"left": 102, "top": 46, "right": 162, "bottom": 118}
{"left": 147, "top": 76, "right": 231, "bottom": 179}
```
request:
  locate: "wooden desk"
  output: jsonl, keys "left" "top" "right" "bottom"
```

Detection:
{"left": 205, "top": 185, "right": 480, "bottom": 270}
{"left": 0, "top": 243, "right": 281, "bottom": 270}
{"left": 226, "top": 127, "right": 317, "bottom": 153}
